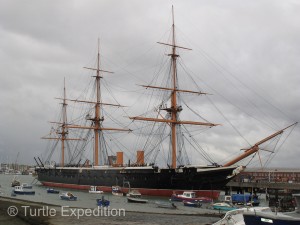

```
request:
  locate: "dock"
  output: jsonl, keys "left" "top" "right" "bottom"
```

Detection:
{"left": 227, "top": 180, "right": 300, "bottom": 191}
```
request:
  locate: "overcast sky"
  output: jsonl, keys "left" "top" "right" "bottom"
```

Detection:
{"left": 0, "top": 0, "right": 299, "bottom": 168}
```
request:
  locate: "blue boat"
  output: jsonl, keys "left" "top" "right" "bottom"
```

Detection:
{"left": 47, "top": 188, "right": 59, "bottom": 194}
{"left": 60, "top": 192, "right": 77, "bottom": 201}
{"left": 14, "top": 186, "right": 35, "bottom": 195}
{"left": 232, "top": 194, "right": 260, "bottom": 206}
{"left": 97, "top": 196, "right": 110, "bottom": 207}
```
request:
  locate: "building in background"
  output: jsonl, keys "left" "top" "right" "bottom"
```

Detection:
{"left": 235, "top": 168, "right": 300, "bottom": 183}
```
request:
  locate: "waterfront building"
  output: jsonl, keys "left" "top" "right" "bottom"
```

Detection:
{"left": 235, "top": 168, "right": 300, "bottom": 183}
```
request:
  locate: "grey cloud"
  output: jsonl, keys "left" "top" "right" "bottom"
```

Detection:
{"left": 0, "top": 0, "right": 299, "bottom": 167}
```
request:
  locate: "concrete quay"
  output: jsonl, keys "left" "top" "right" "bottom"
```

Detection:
{"left": 226, "top": 180, "right": 300, "bottom": 191}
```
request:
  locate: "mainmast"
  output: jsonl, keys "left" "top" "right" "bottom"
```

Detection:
{"left": 94, "top": 40, "right": 102, "bottom": 167}
{"left": 130, "top": 6, "right": 219, "bottom": 169}
{"left": 170, "top": 6, "right": 179, "bottom": 170}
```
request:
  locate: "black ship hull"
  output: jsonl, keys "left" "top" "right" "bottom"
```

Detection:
{"left": 36, "top": 165, "right": 240, "bottom": 198}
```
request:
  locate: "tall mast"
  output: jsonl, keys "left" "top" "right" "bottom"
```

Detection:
{"left": 42, "top": 79, "right": 83, "bottom": 167}
{"left": 94, "top": 39, "right": 101, "bottom": 166}
{"left": 64, "top": 40, "right": 131, "bottom": 167}
{"left": 130, "top": 6, "right": 219, "bottom": 169}
{"left": 61, "top": 78, "right": 67, "bottom": 166}
{"left": 170, "top": 6, "right": 178, "bottom": 169}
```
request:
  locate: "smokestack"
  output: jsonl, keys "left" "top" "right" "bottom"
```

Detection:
{"left": 136, "top": 150, "right": 144, "bottom": 165}
{"left": 116, "top": 152, "right": 123, "bottom": 165}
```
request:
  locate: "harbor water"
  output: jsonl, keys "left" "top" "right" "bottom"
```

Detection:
{"left": 0, "top": 174, "right": 222, "bottom": 225}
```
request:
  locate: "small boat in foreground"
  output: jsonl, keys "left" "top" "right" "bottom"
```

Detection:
{"left": 243, "top": 194, "right": 300, "bottom": 225}
{"left": 171, "top": 191, "right": 212, "bottom": 203}
{"left": 127, "top": 189, "right": 142, "bottom": 197}
{"left": 47, "top": 188, "right": 59, "bottom": 194}
{"left": 11, "top": 176, "right": 21, "bottom": 187}
{"left": 127, "top": 190, "right": 148, "bottom": 203}
{"left": 183, "top": 200, "right": 202, "bottom": 208}
{"left": 21, "top": 183, "right": 33, "bottom": 189}
{"left": 89, "top": 186, "right": 103, "bottom": 194}
{"left": 96, "top": 196, "right": 110, "bottom": 207}
{"left": 60, "top": 192, "right": 77, "bottom": 201}
{"left": 212, "top": 207, "right": 270, "bottom": 225}
{"left": 155, "top": 201, "right": 177, "bottom": 209}
{"left": 243, "top": 210, "right": 300, "bottom": 225}
{"left": 14, "top": 186, "right": 35, "bottom": 195}
{"left": 213, "top": 202, "right": 237, "bottom": 211}
{"left": 112, "top": 186, "right": 125, "bottom": 196}
{"left": 127, "top": 196, "right": 148, "bottom": 203}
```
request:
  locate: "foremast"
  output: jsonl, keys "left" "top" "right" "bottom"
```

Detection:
{"left": 65, "top": 40, "right": 131, "bottom": 166}
{"left": 130, "top": 7, "right": 219, "bottom": 169}
{"left": 42, "top": 78, "right": 83, "bottom": 167}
